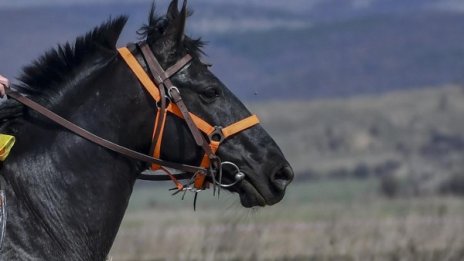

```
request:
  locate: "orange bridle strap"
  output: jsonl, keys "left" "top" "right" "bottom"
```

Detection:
{"left": 118, "top": 47, "right": 260, "bottom": 189}
{"left": 118, "top": 47, "right": 161, "bottom": 102}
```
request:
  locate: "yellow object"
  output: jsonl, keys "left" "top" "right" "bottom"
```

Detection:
{"left": 0, "top": 134, "right": 15, "bottom": 161}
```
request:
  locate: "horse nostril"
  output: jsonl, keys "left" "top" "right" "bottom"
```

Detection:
{"left": 270, "top": 165, "right": 294, "bottom": 191}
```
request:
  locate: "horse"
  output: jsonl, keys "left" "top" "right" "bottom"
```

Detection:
{"left": 0, "top": 1, "right": 293, "bottom": 260}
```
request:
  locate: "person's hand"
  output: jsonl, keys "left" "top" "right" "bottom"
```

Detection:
{"left": 0, "top": 75, "right": 9, "bottom": 98}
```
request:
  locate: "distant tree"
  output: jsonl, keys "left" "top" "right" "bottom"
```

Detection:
{"left": 353, "top": 163, "right": 370, "bottom": 179}
{"left": 440, "top": 172, "right": 464, "bottom": 196}
{"left": 380, "top": 174, "right": 400, "bottom": 198}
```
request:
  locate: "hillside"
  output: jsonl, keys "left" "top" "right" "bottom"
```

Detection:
{"left": 212, "top": 13, "right": 464, "bottom": 99}
{"left": 250, "top": 85, "right": 464, "bottom": 194}
{"left": 1, "top": 2, "right": 464, "bottom": 100}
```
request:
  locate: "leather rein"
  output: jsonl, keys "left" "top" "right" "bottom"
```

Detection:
{"left": 6, "top": 41, "right": 260, "bottom": 193}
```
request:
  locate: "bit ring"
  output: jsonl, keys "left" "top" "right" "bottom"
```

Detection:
{"left": 214, "top": 161, "right": 245, "bottom": 188}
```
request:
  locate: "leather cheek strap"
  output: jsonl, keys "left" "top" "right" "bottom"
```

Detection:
{"left": 118, "top": 47, "right": 162, "bottom": 102}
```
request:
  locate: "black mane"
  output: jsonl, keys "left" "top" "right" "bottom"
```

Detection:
{"left": 137, "top": 3, "right": 205, "bottom": 58}
{"left": 15, "top": 16, "right": 128, "bottom": 101}
{"left": 0, "top": 17, "right": 127, "bottom": 132}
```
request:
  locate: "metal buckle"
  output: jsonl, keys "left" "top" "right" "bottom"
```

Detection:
{"left": 168, "top": 86, "right": 180, "bottom": 99}
{"left": 208, "top": 126, "right": 225, "bottom": 143}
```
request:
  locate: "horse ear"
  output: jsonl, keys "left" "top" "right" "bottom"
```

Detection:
{"left": 165, "top": 0, "right": 187, "bottom": 47}
{"left": 178, "top": 0, "right": 187, "bottom": 43}
{"left": 167, "top": 0, "right": 179, "bottom": 21}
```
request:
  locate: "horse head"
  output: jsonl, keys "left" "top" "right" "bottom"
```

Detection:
{"left": 134, "top": 1, "right": 294, "bottom": 207}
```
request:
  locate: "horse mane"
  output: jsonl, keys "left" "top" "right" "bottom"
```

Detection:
{"left": 0, "top": 16, "right": 127, "bottom": 132}
{"left": 15, "top": 16, "right": 128, "bottom": 100}
{"left": 137, "top": 3, "right": 205, "bottom": 58}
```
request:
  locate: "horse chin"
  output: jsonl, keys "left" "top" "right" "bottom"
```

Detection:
{"left": 217, "top": 167, "right": 287, "bottom": 207}
{"left": 235, "top": 180, "right": 267, "bottom": 208}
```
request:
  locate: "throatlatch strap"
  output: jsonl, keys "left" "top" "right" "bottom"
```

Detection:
{"left": 119, "top": 47, "right": 164, "bottom": 170}
{"left": 151, "top": 108, "right": 168, "bottom": 170}
{"left": 118, "top": 47, "right": 161, "bottom": 102}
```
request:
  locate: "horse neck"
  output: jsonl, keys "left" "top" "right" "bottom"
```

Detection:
{"left": 1, "top": 57, "right": 155, "bottom": 260}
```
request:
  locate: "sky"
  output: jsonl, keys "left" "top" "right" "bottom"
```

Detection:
{"left": 0, "top": 0, "right": 146, "bottom": 8}
{"left": 0, "top": 0, "right": 313, "bottom": 13}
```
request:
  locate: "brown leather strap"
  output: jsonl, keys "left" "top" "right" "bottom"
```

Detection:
{"left": 137, "top": 43, "right": 213, "bottom": 156}
{"left": 139, "top": 44, "right": 168, "bottom": 157}
{"left": 139, "top": 43, "right": 168, "bottom": 85}
{"left": 6, "top": 89, "right": 205, "bottom": 175}
{"left": 168, "top": 88, "right": 214, "bottom": 156}
{"left": 139, "top": 43, "right": 192, "bottom": 82}
{"left": 165, "top": 54, "right": 193, "bottom": 78}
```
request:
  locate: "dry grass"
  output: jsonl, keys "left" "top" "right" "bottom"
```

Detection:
{"left": 109, "top": 181, "right": 464, "bottom": 260}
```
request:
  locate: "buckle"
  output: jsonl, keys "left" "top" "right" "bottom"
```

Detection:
{"left": 168, "top": 86, "right": 180, "bottom": 100}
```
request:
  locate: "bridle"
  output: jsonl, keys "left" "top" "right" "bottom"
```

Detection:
{"left": 119, "top": 42, "right": 260, "bottom": 192}
{"left": 5, "top": 40, "right": 260, "bottom": 196}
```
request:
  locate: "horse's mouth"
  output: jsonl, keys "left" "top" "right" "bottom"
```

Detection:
{"left": 236, "top": 179, "right": 267, "bottom": 208}
{"left": 212, "top": 164, "right": 292, "bottom": 207}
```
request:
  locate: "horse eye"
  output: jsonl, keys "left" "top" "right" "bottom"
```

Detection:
{"left": 200, "top": 88, "right": 220, "bottom": 101}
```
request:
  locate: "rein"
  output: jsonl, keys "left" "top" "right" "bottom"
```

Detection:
{"left": 5, "top": 41, "right": 260, "bottom": 195}
{"left": 5, "top": 90, "right": 204, "bottom": 176}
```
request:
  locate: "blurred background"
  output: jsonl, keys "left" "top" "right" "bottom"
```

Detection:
{"left": 1, "top": 0, "right": 464, "bottom": 260}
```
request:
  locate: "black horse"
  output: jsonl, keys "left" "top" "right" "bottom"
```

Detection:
{"left": 0, "top": 1, "right": 293, "bottom": 260}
